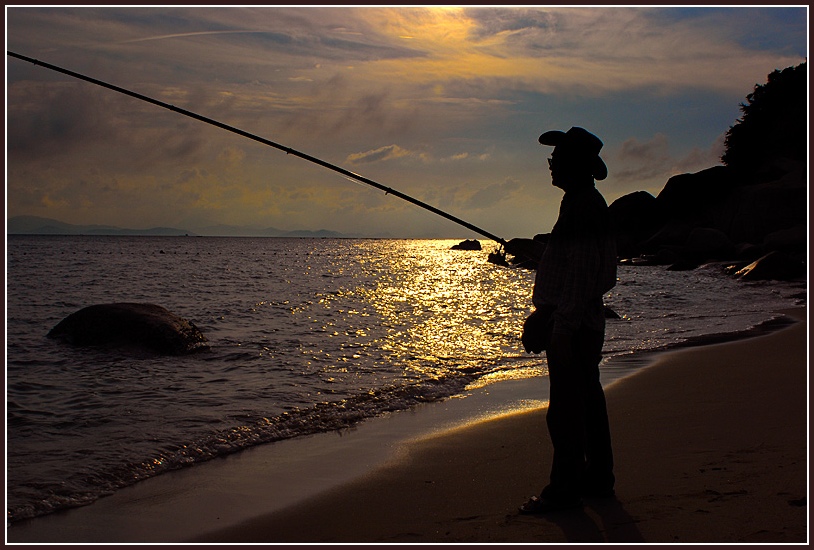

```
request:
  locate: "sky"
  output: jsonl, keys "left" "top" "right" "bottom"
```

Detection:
{"left": 5, "top": 5, "right": 808, "bottom": 239}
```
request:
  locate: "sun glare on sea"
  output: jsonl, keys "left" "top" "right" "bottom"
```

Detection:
{"left": 355, "top": 240, "right": 530, "bottom": 381}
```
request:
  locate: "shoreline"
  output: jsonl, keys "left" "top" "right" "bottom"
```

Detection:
{"left": 6, "top": 307, "right": 807, "bottom": 544}
{"left": 193, "top": 306, "right": 808, "bottom": 544}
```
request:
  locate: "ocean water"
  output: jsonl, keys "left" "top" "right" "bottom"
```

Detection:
{"left": 5, "top": 235, "right": 806, "bottom": 523}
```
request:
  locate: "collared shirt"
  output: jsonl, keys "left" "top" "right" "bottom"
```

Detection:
{"left": 532, "top": 185, "right": 617, "bottom": 335}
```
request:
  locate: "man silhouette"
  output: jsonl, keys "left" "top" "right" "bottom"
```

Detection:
{"left": 519, "top": 127, "right": 618, "bottom": 514}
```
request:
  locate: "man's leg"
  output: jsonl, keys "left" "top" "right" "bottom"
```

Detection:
{"left": 577, "top": 328, "right": 615, "bottom": 494}
{"left": 543, "top": 331, "right": 585, "bottom": 502}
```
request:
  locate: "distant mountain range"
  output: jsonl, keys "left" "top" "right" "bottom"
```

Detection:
{"left": 6, "top": 215, "right": 351, "bottom": 238}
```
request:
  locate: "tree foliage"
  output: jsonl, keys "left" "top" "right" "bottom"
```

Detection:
{"left": 721, "top": 62, "right": 807, "bottom": 178}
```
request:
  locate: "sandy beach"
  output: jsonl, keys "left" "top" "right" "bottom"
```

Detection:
{"left": 7, "top": 308, "right": 807, "bottom": 545}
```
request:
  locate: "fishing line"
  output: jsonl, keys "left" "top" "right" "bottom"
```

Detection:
{"left": 7, "top": 51, "right": 509, "bottom": 246}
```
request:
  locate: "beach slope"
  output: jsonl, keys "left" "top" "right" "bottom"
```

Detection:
{"left": 194, "top": 308, "right": 808, "bottom": 544}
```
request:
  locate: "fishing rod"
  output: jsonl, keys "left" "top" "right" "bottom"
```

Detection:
{"left": 7, "top": 51, "right": 509, "bottom": 247}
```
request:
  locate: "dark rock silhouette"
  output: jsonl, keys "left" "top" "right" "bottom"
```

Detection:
{"left": 451, "top": 239, "right": 482, "bottom": 250}
{"left": 48, "top": 303, "right": 210, "bottom": 355}
{"left": 610, "top": 161, "right": 805, "bottom": 272}
{"left": 685, "top": 227, "right": 734, "bottom": 258}
{"left": 733, "top": 251, "right": 806, "bottom": 282}
{"left": 608, "top": 190, "right": 662, "bottom": 259}
{"left": 656, "top": 166, "right": 737, "bottom": 222}
{"left": 718, "top": 166, "right": 807, "bottom": 245}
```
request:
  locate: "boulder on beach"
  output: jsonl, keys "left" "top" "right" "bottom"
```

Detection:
{"left": 733, "top": 251, "right": 805, "bottom": 282}
{"left": 685, "top": 227, "right": 734, "bottom": 258}
{"left": 608, "top": 190, "right": 663, "bottom": 259}
{"left": 762, "top": 223, "right": 807, "bottom": 254}
{"left": 48, "top": 303, "right": 210, "bottom": 355}
{"left": 656, "top": 166, "right": 737, "bottom": 222}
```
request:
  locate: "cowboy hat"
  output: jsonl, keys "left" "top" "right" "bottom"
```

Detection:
{"left": 539, "top": 126, "right": 608, "bottom": 181}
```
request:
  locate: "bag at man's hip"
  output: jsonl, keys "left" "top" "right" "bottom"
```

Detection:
{"left": 522, "top": 305, "right": 556, "bottom": 354}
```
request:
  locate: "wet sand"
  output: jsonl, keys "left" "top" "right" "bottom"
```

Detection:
{"left": 7, "top": 308, "right": 807, "bottom": 544}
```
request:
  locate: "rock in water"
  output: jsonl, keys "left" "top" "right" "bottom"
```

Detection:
{"left": 47, "top": 303, "right": 210, "bottom": 355}
{"left": 734, "top": 251, "right": 805, "bottom": 281}
{"left": 451, "top": 239, "right": 482, "bottom": 250}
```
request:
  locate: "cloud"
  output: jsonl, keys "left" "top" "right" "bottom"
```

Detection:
{"left": 462, "top": 177, "right": 521, "bottom": 210}
{"left": 611, "top": 134, "right": 673, "bottom": 183}
{"left": 673, "top": 134, "right": 726, "bottom": 173}
{"left": 458, "top": 7, "right": 806, "bottom": 98}
{"left": 7, "top": 81, "right": 121, "bottom": 158}
{"left": 346, "top": 144, "right": 415, "bottom": 164}
{"left": 619, "top": 133, "right": 671, "bottom": 162}
{"left": 120, "top": 30, "right": 260, "bottom": 44}
{"left": 446, "top": 152, "right": 470, "bottom": 161}
{"left": 609, "top": 132, "right": 726, "bottom": 193}
{"left": 439, "top": 150, "right": 492, "bottom": 162}
{"left": 6, "top": 75, "right": 218, "bottom": 172}
{"left": 346, "top": 143, "right": 492, "bottom": 166}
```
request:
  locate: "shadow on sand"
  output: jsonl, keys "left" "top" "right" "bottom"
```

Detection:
{"left": 536, "top": 497, "right": 644, "bottom": 543}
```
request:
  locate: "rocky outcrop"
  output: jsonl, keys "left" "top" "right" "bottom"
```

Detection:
{"left": 451, "top": 239, "right": 482, "bottom": 251}
{"left": 48, "top": 303, "right": 210, "bottom": 355}
{"left": 610, "top": 160, "right": 806, "bottom": 279}
{"left": 655, "top": 166, "right": 737, "bottom": 223}
{"left": 731, "top": 251, "right": 806, "bottom": 282}
{"left": 608, "top": 190, "right": 663, "bottom": 260}
{"left": 716, "top": 164, "right": 807, "bottom": 245}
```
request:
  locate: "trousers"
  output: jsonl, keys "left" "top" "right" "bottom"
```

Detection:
{"left": 544, "top": 325, "right": 614, "bottom": 499}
